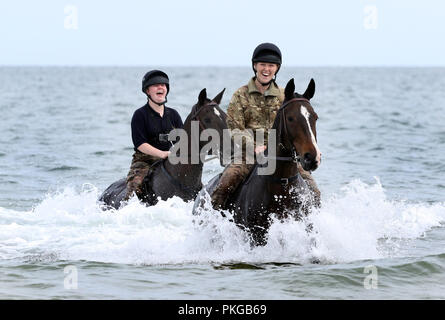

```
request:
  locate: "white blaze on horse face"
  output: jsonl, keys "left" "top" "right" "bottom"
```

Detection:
{"left": 213, "top": 107, "right": 221, "bottom": 118}
{"left": 301, "top": 106, "right": 321, "bottom": 166}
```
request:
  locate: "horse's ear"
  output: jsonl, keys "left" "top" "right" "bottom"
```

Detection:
{"left": 198, "top": 88, "right": 207, "bottom": 106}
{"left": 303, "top": 78, "right": 315, "bottom": 100}
{"left": 212, "top": 88, "right": 225, "bottom": 105}
{"left": 284, "top": 78, "right": 295, "bottom": 100}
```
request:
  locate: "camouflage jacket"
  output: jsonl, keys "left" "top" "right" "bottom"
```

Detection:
{"left": 227, "top": 77, "right": 284, "bottom": 150}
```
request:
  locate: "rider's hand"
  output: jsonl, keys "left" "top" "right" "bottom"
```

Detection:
{"left": 160, "top": 151, "right": 170, "bottom": 159}
{"left": 254, "top": 145, "right": 267, "bottom": 154}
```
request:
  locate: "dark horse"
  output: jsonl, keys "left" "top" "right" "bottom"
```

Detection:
{"left": 99, "top": 88, "right": 228, "bottom": 209}
{"left": 193, "top": 78, "right": 321, "bottom": 245}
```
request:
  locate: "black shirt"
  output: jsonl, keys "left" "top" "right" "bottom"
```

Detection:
{"left": 131, "top": 103, "right": 184, "bottom": 151}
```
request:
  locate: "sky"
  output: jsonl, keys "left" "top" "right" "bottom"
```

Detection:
{"left": 0, "top": 0, "right": 444, "bottom": 66}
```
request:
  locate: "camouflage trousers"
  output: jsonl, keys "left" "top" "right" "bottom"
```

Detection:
{"left": 211, "top": 162, "right": 254, "bottom": 209}
{"left": 125, "top": 150, "right": 161, "bottom": 200}
{"left": 211, "top": 162, "right": 321, "bottom": 209}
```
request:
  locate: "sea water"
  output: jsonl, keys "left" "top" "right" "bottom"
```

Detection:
{"left": 1, "top": 67, "right": 444, "bottom": 299}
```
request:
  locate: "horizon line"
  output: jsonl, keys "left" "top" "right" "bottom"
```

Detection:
{"left": 1, "top": 64, "right": 445, "bottom": 68}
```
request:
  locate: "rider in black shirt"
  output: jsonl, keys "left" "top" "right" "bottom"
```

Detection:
{"left": 125, "top": 70, "right": 184, "bottom": 200}
{"left": 131, "top": 100, "right": 183, "bottom": 152}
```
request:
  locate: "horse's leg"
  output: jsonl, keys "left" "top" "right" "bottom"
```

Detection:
{"left": 249, "top": 223, "right": 269, "bottom": 247}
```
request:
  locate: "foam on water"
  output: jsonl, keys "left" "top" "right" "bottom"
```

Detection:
{"left": 1, "top": 179, "right": 444, "bottom": 266}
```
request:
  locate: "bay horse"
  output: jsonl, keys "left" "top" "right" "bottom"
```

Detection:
{"left": 193, "top": 78, "right": 321, "bottom": 245}
{"left": 99, "top": 88, "right": 228, "bottom": 209}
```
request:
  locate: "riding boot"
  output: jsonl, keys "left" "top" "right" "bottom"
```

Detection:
{"left": 297, "top": 163, "right": 321, "bottom": 207}
{"left": 211, "top": 162, "right": 253, "bottom": 209}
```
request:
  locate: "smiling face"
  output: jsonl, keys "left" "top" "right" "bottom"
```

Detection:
{"left": 146, "top": 83, "right": 168, "bottom": 104}
{"left": 254, "top": 62, "right": 279, "bottom": 85}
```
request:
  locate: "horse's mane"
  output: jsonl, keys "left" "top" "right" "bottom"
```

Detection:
{"left": 271, "top": 92, "right": 304, "bottom": 153}
{"left": 184, "top": 103, "right": 199, "bottom": 125}
{"left": 184, "top": 99, "right": 227, "bottom": 125}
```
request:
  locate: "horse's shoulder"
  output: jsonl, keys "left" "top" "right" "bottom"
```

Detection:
{"left": 242, "top": 164, "right": 259, "bottom": 186}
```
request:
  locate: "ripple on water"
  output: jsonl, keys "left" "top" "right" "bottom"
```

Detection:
{"left": 1, "top": 67, "right": 445, "bottom": 299}
{"left": 92, "top": 151, "right": 114, "bottom": 156}
{"left": 213, "top": 263, "right": 265, "bottom": 270}
{"left": 47, "top": 166, "right": 81, "bottom": 172}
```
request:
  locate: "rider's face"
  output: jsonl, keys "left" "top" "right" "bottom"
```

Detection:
{"left": 254, "top": 62, "right": 279, "bottom": 84}
{"left": 147, "top": 83, "right": 167, "bottom": 103}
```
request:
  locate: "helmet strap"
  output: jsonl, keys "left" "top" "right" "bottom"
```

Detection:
{"left": 257, "top": 78, "right": 272, "bottom": 87}
{"left": 147, "top": 95, "right": 168, "bottom": 106}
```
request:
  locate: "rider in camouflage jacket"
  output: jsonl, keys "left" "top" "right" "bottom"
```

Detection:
{"left": 211, "top": 43, "right": 320, "bottom": 209}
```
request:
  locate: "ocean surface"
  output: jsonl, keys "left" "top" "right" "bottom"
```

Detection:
{"left": 1, "top": 66, "right": 444, "bottom": 299}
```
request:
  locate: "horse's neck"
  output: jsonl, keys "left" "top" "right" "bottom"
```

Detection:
{"left": 255, "top": 146, "right": 299, "bottom": 201}
{"left": 254, "top": 150, "right": 300, "bottom": 210}
{"left": 164, "top": 118, "right": 204, "bottom": 183}
{"left": 272, "top": 161, "right": 299, "bottom": 179}
{"left": 269, "top": 147, "right": 299, "bottom": 179}
{"left": 164, "top": 161, "right": 203, "bottom": 185}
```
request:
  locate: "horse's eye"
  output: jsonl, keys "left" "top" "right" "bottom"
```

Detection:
{"left": 204, "top": 118, "right": 211, "bottom": 124}
{"left": 287, "top": 117, "right": 294, "bottom": 122}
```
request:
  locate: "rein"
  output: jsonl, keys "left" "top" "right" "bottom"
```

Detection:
{"left": 278, "top": 97, "right": 310, "bottom": 111}
{"left": 187, "top": 101, "right": 220, "bottom": 131}
{"left": 263, "top": 97, "right": 310, "bottom": 185}
{"left": 261, "top": 97, "right": 310, "bottom": 164}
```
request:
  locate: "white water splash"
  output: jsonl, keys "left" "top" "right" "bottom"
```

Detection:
{"left": 307, "top": 178, "right": 445, "bottom": 262}
{"left": 0, "top": 179, "right": 444, "bottom": 265}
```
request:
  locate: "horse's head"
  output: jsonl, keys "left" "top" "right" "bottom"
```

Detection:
{"left": 273, "top": 78, "right": 321, "bottom": 172}
{"left": 185, "top": 88, "right": 228, "bottom": 164}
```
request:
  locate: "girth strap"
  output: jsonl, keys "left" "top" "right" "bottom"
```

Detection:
{"left": 263, "top": 173, "right": 300, "bottom": 186}
{"left": 244, "top": 163, "right": 301, "bottom": 186}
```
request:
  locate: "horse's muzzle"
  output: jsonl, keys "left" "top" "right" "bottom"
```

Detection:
{"left": 302, "top": 153, "right": 319, "bottom": 171}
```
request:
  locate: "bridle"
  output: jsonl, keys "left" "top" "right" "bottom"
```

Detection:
{"left": 265, "top": 97, "right": 311, "bottom": 164}
{"left": 261, "top": 97, "right": 313, "bottom": 186}
{"left": 187, "top": 101, "right": 222, "bottom": 131}
{"left": 184, "top": 101, "right": 226, "bottom": 162}
{"left": 160, "top": 101, "right": 224, "bottom": 193}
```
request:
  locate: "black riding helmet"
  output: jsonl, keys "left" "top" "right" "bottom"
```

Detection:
{"left": 142, "top": 70, "right": 170, "bottom": 95}
{"left": 251, "top": 43, "right": 282, "bottom": 77}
